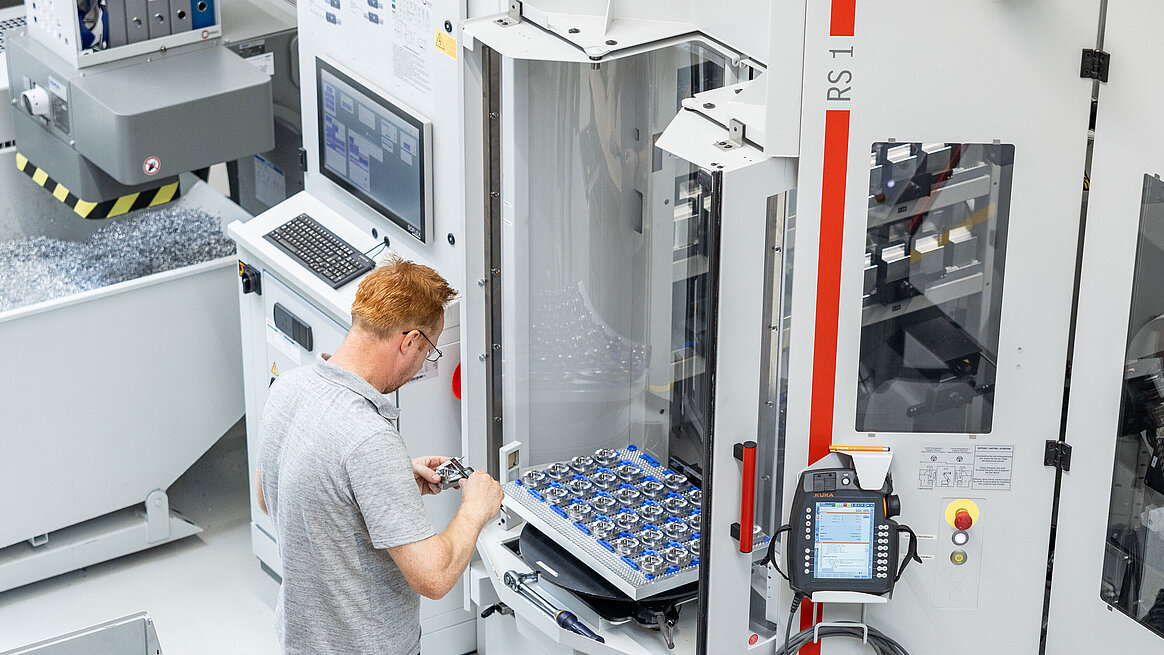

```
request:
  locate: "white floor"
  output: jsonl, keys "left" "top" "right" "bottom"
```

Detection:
{"left": 0, "top": 423, "right": 283, "bottom": 654}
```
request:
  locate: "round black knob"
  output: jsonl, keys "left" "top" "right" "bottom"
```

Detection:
{"left": 886, "top": 494, "right": 902, "bottom": 518}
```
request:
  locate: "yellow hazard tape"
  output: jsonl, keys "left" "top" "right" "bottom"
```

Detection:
{"left": 150, "top": 182, "right": 179, "bottom": 207}
{"left": 15, "top": 153, "right": 181, "bottom": 219}
{"left": 109, "top": 193, "right": 141, "bottom": 217}
{"left": 73, "top": 200, "right": 98, "bottom": 218}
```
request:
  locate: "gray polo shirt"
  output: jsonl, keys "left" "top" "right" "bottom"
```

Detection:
{"left": 260, "top": 357, "right": 436, "bottom": 655}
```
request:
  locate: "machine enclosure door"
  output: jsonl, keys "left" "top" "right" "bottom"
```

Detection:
{"left": 784, "top": 1, "right": 1099, "bottom": 653}
{"left": 1047, "top": 0, "right": 1164, "bottom": 650}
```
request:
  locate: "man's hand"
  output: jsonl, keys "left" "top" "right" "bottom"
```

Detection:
{"left": 413, "top": 456, "right": 451, "bottom": 496}
{"left": 459, "top": 470, "right": 504, "bottom": 525}
{"left": 390, "top": 469, "right": 506, "bottom": 600}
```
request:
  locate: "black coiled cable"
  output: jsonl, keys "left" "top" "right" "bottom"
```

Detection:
{"left": 777, "top": 619, "right": 912, "bottom": 655}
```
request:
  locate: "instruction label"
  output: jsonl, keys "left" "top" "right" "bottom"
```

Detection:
{"left": 392, "top": 0, "right": 432, "bottom": 93}
{"left": 245, "top": 52, "right": 276, "bottom": 76}
{"left": 254, "top": 155, "right": 286, "bottom": 207}
{"left": 918, "top": 444, "right": 1014, "bottom": 491}
{"left": 971, "top": 444, "right": 1015, "bottom": 490}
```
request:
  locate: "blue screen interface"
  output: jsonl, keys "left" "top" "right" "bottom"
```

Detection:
{"left": 814, "top": 501, "right": 875, "bottom": 579}
{"left": 318, "top": 65, "right": 424, "bottom": 240}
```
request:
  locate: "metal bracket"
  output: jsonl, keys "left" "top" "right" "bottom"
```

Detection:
{"left": 728, "top": 118, "right": 745, "bottom": 147}
{"left": 1080, "top": 49, "right": 1110, "bottom": 82}
{"left": 498, "top": 505, "right": 525, "bottom": 531}
{"left": 713, "top": 118, "right": 746, "bottom": 151}
{"left": 145, "top": 489, "right": 171, "bottom": 543}
{"left": 496, "top": 0, "right": 521, "bottom": 26}
{"left": 145, "top": 616, "right": 164, "bottom": 654}
{"left": 815, "top": 621, "right": 868, "bottom": 645}
{"left": 811, "top": 600, "right": 877, "bottom": 644}
{"left": 1044, "top": 440, "right": 1073, "bottom": 472}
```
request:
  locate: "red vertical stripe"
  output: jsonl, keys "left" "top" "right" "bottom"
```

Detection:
{"left": 808, "top": 109, "right": 851, "bottom": 465}
{"left": 830, "top": 0, "right": 856, "bottom": 36}
{"left": 799, "top": 109, "right": 851, "bottom": 655}
{"left": 796, "top": 5, "right": 854, "bottom": 652}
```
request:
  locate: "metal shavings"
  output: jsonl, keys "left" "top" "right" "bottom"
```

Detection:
{"left": 0, "top": 207, "right": 236, "bottom": 313}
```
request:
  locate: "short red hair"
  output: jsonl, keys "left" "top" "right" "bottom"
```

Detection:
{"left": 351, "top": 255, "right": 456, "bottom": 338}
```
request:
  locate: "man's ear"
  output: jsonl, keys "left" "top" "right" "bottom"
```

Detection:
{"left": 396, "top": 330, "right": 415, "bottom": 355}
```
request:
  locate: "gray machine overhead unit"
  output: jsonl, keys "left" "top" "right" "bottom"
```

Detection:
{"left": 5, "top": 30, "right": 273, "bottom": 210}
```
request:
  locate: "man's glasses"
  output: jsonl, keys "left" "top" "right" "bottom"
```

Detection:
{"left": 403, "top": 329, "right": 442, "bottom": 362}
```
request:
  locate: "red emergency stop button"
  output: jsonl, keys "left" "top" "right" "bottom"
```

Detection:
{"left": 954, "top": 509, "right": 973, "bottom": 530}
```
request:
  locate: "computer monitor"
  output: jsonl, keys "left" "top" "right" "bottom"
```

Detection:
{"left": 315, "top": 58, "right": 433, "bottom": 243}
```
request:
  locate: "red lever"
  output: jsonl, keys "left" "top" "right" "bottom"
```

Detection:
{"left": 739, "top": 441, "right": 757, "bottom": 553}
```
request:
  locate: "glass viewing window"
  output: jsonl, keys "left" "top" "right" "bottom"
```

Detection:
{"left": 1100, "top": 174, "right": 1164, "bottom": 641}
{"left": 856, "top": 142, "right": 1015, "bottom": 434}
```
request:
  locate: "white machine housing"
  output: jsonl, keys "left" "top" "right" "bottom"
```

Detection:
{"left": 228, "top": 0, "right": 483, "bottom": 651}
{"left": 232, "top": 1, "right": 1164, "bottom": 654}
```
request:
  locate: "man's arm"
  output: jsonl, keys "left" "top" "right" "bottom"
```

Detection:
{"left": 388, "top": 470, "right": 503, "bottom": 600}
{"left": 255, "top": 469, "right": 268, "bottom": 514}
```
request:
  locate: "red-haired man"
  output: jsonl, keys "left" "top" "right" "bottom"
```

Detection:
{"left": 256, "top": 255, "right": 503, "bottom": 655}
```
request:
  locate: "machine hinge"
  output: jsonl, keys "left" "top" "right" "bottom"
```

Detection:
{"left": 1080, "top": 49, "right": 1110, "bottom": 82}
{"left": 1044, "top": 440, "right": 1073, "bottom": 472}
{"left": 298, "top": 147, "right": 308, "bottom": 172}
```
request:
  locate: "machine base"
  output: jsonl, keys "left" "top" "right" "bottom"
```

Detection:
{"left": 0, "top": 505, "right": 202, "bottom": 593}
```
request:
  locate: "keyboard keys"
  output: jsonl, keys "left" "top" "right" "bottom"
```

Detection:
{"left": 263, "top": 213, "right": 375, "bottom": 289}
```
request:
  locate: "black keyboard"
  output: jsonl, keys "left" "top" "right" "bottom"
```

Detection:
{"left": 264, "top": 213, "right": 375, "bottom": 289}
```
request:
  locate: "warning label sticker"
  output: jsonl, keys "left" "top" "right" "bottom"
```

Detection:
{"left": 971, "top": 444, "right": 1015, "bottom": 490}
{"left": 918, "top": 444, "right": 1014, "bottom": 491}
{"left": 143, "top": 156, "right": 161, "bottom": 176}
{"left": 435, "top": 30, "right": 457, "bottom": 59}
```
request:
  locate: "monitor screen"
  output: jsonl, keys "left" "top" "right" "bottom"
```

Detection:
{"left": 316, "top": 59, "right": 428, "bottom": 242}
{"left": 814, "top": 501, "right": 875, "bottom": 580}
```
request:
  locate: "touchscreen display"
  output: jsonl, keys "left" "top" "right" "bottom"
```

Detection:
{"left": 814, "top": 501, "right": 875, "bottom": 579}
{"left": 316, "top": 59, "right": 427, "bottom": 242}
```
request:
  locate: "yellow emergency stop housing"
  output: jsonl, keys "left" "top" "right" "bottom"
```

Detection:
{"left": 945, "top": 499, "right": 981, "bottom": 528}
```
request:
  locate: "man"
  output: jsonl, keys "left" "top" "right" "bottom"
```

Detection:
{"left": 256, "top": 255, "right": 504, "bottom": 655}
